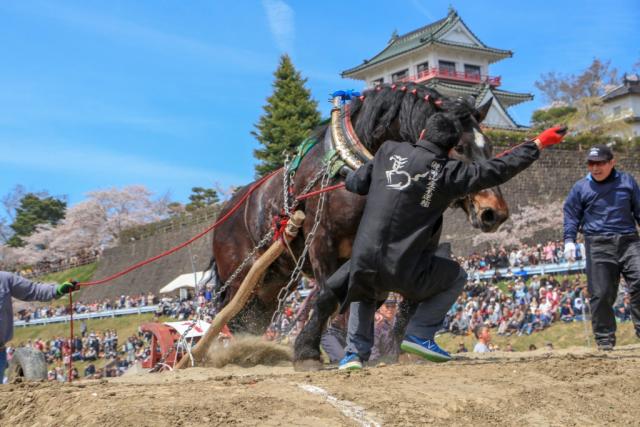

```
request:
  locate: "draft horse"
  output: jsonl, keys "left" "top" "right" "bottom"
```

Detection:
{"left": 209, "top": 82, "right": 507, "bottom": 367}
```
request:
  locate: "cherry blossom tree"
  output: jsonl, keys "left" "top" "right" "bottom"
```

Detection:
{"left": 472, "top": 201, "right": 565, "bottom": 248}
{"left": 4, "top": 185, "right": 170, "bottom": 266}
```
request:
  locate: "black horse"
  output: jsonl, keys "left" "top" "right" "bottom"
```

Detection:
{"left": 209, "top": 82, "right": 506, "bottom": 367}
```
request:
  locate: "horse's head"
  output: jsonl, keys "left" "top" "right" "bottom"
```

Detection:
{"left": 349, "top": 83, "right": 508, "bottom": 232}
{"left": 443, "top": 96, "right": 509, "bottom": 232}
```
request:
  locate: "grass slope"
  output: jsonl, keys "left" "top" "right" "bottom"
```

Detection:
{"left": 438, "top": 321, "right": 637, "bottom": 352}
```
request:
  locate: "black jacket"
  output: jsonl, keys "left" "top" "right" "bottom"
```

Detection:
{"left": 328, "top": 139, "right": 540, "bottom": 309}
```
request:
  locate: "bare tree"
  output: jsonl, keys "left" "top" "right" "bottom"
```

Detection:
{"left": 535, "top": 58, "right": 620, "bottom": 105}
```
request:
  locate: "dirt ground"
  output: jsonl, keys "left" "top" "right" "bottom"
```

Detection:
{"left": 2, "top": 343, "right": 640, "bottom": 426}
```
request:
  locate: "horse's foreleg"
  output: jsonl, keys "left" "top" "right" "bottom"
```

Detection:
{"left": 293, "top": 287, "right": 339, "bottom": 370}
{"left": 391, "top": 299, "right": 418, "bottom": 362}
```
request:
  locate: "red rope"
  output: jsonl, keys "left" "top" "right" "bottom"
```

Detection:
{"left": 78, "top": 168, "right": 282, "bottom": 287}
{"left": 295, "top": 182, "right": 345, "bottom": 201}
{"left": 495, "top": 140, "right": 536, "bottom": 158}
{"left": 68, "top": 291, "right": 73, "bottom": 383}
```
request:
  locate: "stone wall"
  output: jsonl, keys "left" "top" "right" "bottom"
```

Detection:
{"left": 442, "top": 149, "right": 640, "bottom": 254}
{"left": 79, "top": 222, "right": 214, "bottom": 302}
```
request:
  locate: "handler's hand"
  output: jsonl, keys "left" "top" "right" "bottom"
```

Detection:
{"left": 563, "top": 242, "right": 576, "bottom": 262}
{"left": 535, "top": 126, "right": 568, "bottom": 149}
{"left": 56, "top": 280, "right": 79, "bottom": 297}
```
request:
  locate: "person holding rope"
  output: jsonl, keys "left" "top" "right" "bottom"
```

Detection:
{"left": 330, "top": 112, "right": 567, "bottom": 370}
{"left": 0, "top": 271, "right": 78, "bottom": 383}
{"left": 563, "top": 144, "right": 640, "bottom": 351}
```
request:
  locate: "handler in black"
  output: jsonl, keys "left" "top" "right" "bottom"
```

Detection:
{"left": 333, "top": 113, "right": 567, "bottom": 370}
{"left": 563, "top": 144, "right": 640, "bottom": 351}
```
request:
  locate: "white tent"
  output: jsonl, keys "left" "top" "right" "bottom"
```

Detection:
{"left": 159, "top": 271, "right": 207, "bottom": 294}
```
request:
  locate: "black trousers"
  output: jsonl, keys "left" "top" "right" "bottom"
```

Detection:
{"left": 585, "top": 233, "right": 640, "bottom": 345}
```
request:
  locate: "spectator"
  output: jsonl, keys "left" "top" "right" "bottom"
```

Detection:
{"left": 473, "top": 326, "right": 491, "bottom": 353}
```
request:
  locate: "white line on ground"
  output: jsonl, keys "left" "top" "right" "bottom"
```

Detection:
{"left": 298, "top": 383, "right": 382, "bottom": 427}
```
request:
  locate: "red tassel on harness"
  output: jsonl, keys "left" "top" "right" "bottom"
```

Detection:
{"left": 411, "top": 89, "right": 417, "bottom": 96}
{"left": 419, "top": 129, "right": 426, "bottom": 140}
{"left": 424, "top": 94, "right": 430, "bottom": 102}
{"left": 359, "top": 95, "right": 365, "bottom": 101}
{"left": 391, "top": 84, "right": 397, "bottom": 90}
{"left": 272, "top": 215, "right": 290, "bottom": 243}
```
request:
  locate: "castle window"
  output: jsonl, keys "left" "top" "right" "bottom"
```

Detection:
{"left": 371, "top": 78, "right": 384, "bottom": 87}
{"left": 464, "top": 64, "right": 481, "bottom": 79}
{"left": 438, "top": 60, "right": 456, "bottom": 76}
{"left": 391, "top": 69, "right": 409, "bottom": 82}
{"left": 417, "top": 61, "right": 430, "bottom": 76}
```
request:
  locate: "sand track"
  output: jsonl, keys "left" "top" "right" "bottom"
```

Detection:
{"left": 2, "top": 344, "right": 640, "bottom": 426}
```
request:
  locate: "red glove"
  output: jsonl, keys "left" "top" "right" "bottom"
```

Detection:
{"left": 535, "top": 126, "right": 568, "bottom": 148}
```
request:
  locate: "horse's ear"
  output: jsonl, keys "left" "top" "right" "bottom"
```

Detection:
{"left": 475, "top": 98, "right": 493, "bottom": 123}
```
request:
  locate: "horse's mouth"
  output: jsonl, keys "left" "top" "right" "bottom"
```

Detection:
{"left": 461, "top": 196, "right": 507, "bottom": 233}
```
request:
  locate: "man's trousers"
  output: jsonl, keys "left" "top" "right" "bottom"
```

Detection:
{"left": 585, "top": 233, "right": 640, "bottom": 346}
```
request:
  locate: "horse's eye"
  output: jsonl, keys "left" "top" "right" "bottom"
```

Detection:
{"left": 454, "top": 145, "right": 465, "bottom": 154}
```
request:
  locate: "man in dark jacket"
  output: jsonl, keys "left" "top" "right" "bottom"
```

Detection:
{"left": 563, "top": 144, "right": 640, "bottom": 350}
{"left": 0, "top": 271, "right": 77, "bottom": 383}
{"left": 334, "top": 113, "right": 566, "bottom": 370}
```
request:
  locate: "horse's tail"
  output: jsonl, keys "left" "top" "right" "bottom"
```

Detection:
{"left": 205, "top": 251, "right": 223, "bottom": 294}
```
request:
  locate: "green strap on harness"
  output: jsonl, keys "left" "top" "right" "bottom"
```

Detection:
{"left": 324, "top": 148, "right": 347, "bottom": 178}
{"left": 287, "top": 136, "right": 318, "bottom": 175}
{"left": 286, "top": 132, "right": 350, "bottom": 179}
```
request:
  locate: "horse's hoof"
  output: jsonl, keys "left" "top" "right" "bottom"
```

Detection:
{"left": 293, "top": 359, "right": 323, "bottom": 372}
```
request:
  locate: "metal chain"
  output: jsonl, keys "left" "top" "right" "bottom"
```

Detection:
{"left": 269, "top": 160, "right": 333, "bottom": 334}
{"left": 212, "top": 228, "right": 275, "bottom": 307}
{"left": 283, "top": 155, "right": 294, "bottom": 217}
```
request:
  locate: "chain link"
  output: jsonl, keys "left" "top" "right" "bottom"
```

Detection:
{"left": 269, "top": 160, "right": 333, "bottom": 335}
{"left": 212, "top": 228, "right": 275, "bottom": 308}
{"left": 283, "top": 155, "right": 294, "bottom": 217}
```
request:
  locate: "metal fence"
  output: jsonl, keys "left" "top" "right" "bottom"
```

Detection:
{"left": 469, "top": 260, "right": 587, "bottom": 281}
{"left": 14, "top": 305, "right": 159, "bottom": 327}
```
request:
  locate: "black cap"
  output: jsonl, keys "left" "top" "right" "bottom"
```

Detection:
{"left": 586, "top": 144, "right": 613, "bottom": 162}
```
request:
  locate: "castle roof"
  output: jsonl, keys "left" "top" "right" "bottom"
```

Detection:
{"left": 342, "top": 8, "right": 512, "bottom": 78}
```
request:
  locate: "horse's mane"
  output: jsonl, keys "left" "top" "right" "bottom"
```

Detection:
{"left": 349, "top": 82, "right": 478, "bottom": 152}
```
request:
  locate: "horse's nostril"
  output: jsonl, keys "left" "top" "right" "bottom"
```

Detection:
{"left": 480, "top": 209, "right": 496, "bottom": 225}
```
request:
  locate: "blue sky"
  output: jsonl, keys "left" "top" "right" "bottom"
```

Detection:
{"left": 1, "top": 0, "right": 638, "bottom": 210}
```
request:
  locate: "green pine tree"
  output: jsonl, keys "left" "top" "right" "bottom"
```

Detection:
{"left": 252, "top": 54, "right": 321, "bottom": 177}
{"left": 7, "top": 193, "right": 66, "bottom": 247}
{"left": 185, "top": 187, "right": 219, "bottom": 212}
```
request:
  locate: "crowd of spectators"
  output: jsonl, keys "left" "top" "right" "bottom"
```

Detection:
{"left": 14, "top": 293, "right": 158, "bottom": 323}
{"left": 444, "top": 273, "right": 633, "bottom": 340}
{"left": 455, "top": 240, "right": 586, "bottom": 274}
{"left": 5, "top": 327, "right": 152, "bottom": 382}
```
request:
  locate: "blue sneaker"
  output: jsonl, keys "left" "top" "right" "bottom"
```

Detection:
{"left": 401, "top": 335, "right": 451, "bottom": 363}
{"left": 338, "top": 352, "right": 363, "bottom": 370}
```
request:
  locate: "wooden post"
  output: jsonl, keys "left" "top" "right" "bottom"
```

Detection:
{"left": 175, "top": 210, "right": 305, "bottom": 369}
